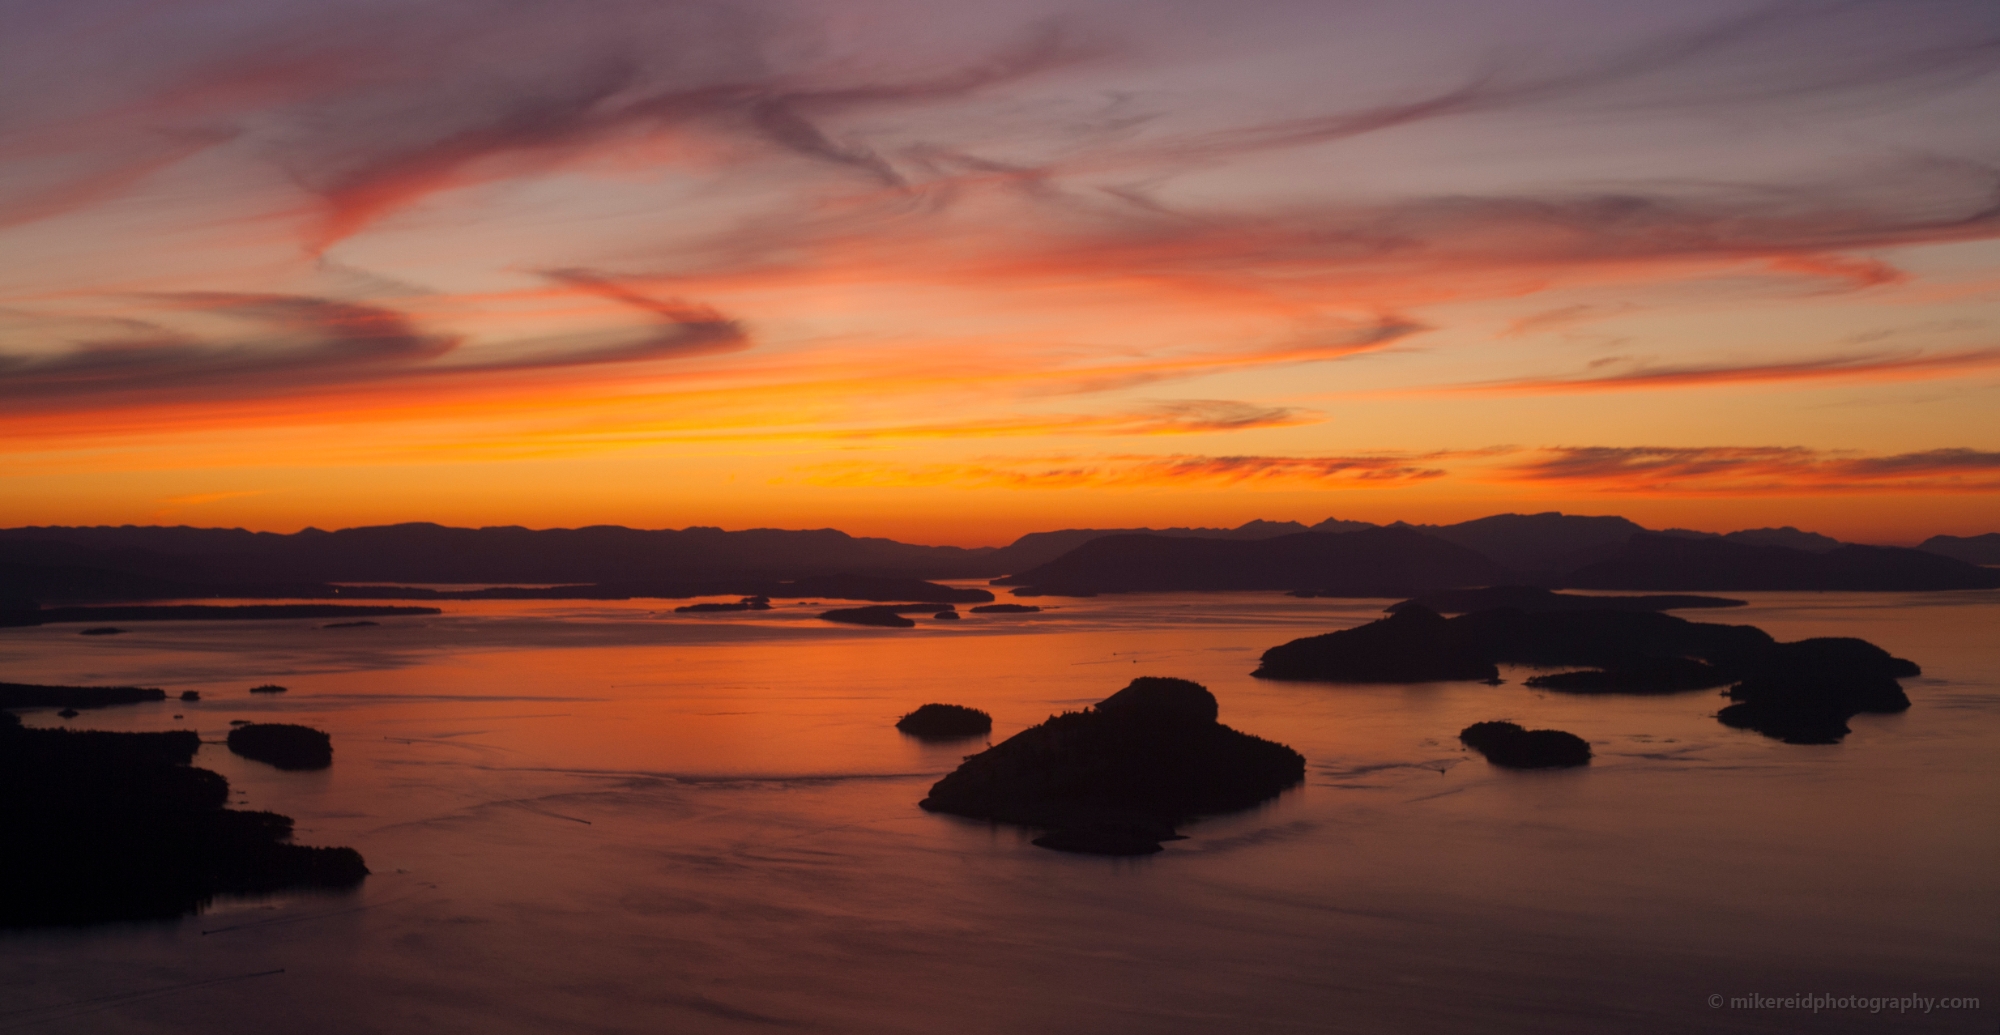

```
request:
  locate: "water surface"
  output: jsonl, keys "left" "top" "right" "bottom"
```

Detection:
{"left": 2, "top": 591, "right": 1994, "bottom": 1033}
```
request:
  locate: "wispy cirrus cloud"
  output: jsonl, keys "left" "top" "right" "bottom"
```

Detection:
{"left": 1450, "top": 346, "right": 2000, "bottom": 394}
{"left": 1125, "top": 0, "right": 2000, "bottom": 167}
{"left": 12, "top": 0, "right": 1996, "bottom": 281}
{"left": 0, "top": 271, "right": 746, "bottom": 412}
{"left": 425, "top": 399, "right": 1321, "bottom": 459}
{"left": 1504, "top": 446, "right": 2000, "bottom": 494}
{"left": 0, "top": 294, "right": 457, "bottom": 406}
{"left": 656, "top": 399, "right": 1318, "bottom": 445}
{"left": 1134, "top": 400, "right": 1312, "bottom": 434}
{"left": 1498, "top": 304, "right": 1642, "bottom": 339}
{"left": 0, "top": 129, "right": 238, "bottom": 231}
{"left": 278, "top": 18, "right": 1095, "bottom": 250}
{"left": 1, "top": 3, "right": 1099, "bottom": 244}
{"left": 529, "top": 270, "right": 747, "bottom": 365}
{"left": 996, "top": 315, "right": 1426, "bottom": 397}
{"left": 804, "top": 451, "right": 1466, "bottom": 490}
{"left": 1061, "top": 177, "right": 1991, "bottom": 294}
{"left": 4, "top": 0, "right": 2000, "bottom": 534}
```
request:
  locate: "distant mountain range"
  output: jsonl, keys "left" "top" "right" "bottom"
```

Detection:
{"left": 1565, "top": 533, "right": 2000, "bottom": 592}
{"left": 0, "top": 512, "right": 1994, "bottom": 606}
{"left": 987, "top": 517, "right": 1375, "bottom": 573}
{"left": 1918, "top": 532, "right": 2000, "bottom": 565}
{"left": 993, "top": 527, "right": 1510, "bottom": 597}
{"left": 0, "top": 524, "right": 993, "bottom": 585}
{"left": 996, "top": 525, "right": 1999, "bottom": 596}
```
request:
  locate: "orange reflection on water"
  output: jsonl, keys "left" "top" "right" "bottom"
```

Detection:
{"left": 2, "top": 591, "right": 1995, "bottom": 1033}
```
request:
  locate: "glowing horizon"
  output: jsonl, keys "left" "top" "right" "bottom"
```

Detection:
{"left": 5, "top": 0, "right": 1998, "bottom": 545}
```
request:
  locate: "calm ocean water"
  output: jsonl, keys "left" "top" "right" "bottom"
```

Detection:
{"left": 2, "top": 590, "right": 1995, "bottom": 1033}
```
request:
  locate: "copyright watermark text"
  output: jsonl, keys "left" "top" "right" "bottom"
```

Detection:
{"left": 1708, "top": 993, "right": 1979, "bottom": 1014}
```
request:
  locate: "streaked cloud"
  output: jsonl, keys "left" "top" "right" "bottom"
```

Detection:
{"left": 0, "top": 274, "right": 745, "bottom": 412}
{"left": 474, "top": 399, "right": 1320, "bottom": 455}
{"left": 1135, "top": 400, "right": 1313, "bottom": 434}
{"left": 1498, "top": 304, "right": 1642, "bottom": 339}
{"left": 1448, "top": 349, "right": 2000, "bottom": 397}
{"left": 290, "top": 21, "right": 1097, "bottom": 250}
{"left": 4, "top": 0, "right": 2000, "bottom": 533}
{"left": 0, "top": 295, "right": 457, "bottom": 406}
{"left": 804, "top": 452, "right": 1463, "bottom": 490}
{"left": 1451, "top": 347, "right": 2000, "bottom": 394}
{"left": 1504, "top": 446, "right": 2000, "bottom": 494}
{"left": 1125, "top": 1, "right": 2000, "bottom": 166}
{"left": 753, "top": 401, "right": 1318, "bottom": 444}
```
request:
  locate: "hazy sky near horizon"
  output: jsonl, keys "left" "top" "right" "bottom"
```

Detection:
{"left": 3, "top": 0, "right": 1998, "bottom": 543}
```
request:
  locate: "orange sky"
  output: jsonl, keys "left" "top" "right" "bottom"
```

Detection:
{"left": 3, "top": 0, "right": 1997, "bottom": 545}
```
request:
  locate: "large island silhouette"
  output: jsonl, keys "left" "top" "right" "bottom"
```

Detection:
{"left": 919, "top": 677, "right": 1305, "bottom": 855}
{"left": 0, "top": 708, "right": 366, "bottom": 927}
{"left": 1255, "top": 606, "right": 1920, "bottom": 743}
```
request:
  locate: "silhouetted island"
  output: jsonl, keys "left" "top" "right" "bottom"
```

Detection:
{"left": 896, "top": 703, "right": 992, "bottom": 738}
{"left": 323, "top": 620, "right": 378, "bottom": 628}
{"left": 0, "top": 681, "right": 166, "bottom": 710}
{"left": 818, "top": 605, "right": 918, "bottom": 628}
{"left": 1459, "top": 721, "right": 1592, "bottom": 768}
{"left": 1257, "top": 606, "right": 1775, "bottom": 684}
{"left": 776, "top": 575, "right": 992, "bottom": 604}
{"left": 1523, "top": 657, "right": 1731, "bottom": 694}
{"left": 179, "top": 691, "right": 200, "bottom": 702}
{"left": 0, "top": 709, "right": 366, "bottom": 927}
{"left": 919, "top": 677, "right": 1305, "bottom": 855}
{"left": 79, "top": 626, "right": 123, "bottom": 636}
{"left": 1253, "top": 607, "right": 1500, "bottom": 683}
{"left": 1717, "top": 638, "right": 1918, "bottom": 744}
{"left": 675, "top": 595, "right": 773, "bottom": 613}
{"left": 1388, "top": 586, "right": 1745, "bottom": 615}
{"left": 968, "top": 604, "right": 1042, "bottom": 614}
{"left": 226, "top": 723, "right": 334, "bottom": 770}
{"left": 248, "top": 683, "right": 288, "bottom": 694}
{"left": 817, "top": 603, "right": 962, "bottom": 627}
{"left": 1255, "top": 606, "right": 1921, "bottom": 743}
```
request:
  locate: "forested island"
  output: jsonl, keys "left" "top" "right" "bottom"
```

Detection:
{"left": 0, "top": 709, "right": 366, "bottom": 927}
{"left": 920, "top": 678, "right": 1305, "bottom": 855}
{"left": 1255, "top": 606, "right": 1920, "bottom": 743}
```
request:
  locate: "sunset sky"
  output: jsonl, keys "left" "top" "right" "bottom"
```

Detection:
{"left": 4, "top": 0, "right": 1998, "bottom": 544}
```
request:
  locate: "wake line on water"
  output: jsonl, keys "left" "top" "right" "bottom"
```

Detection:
{"left": 314, "top": 693, "right": 605, "bottom": 702}
{"left": 387, "top": 762, "right": 949, "bottom": 785}
{"left": 365, "top": 769, "right": 948, "bottom": 833}
{"left": 1314, "top": 759, "right": 1462, "bottom": 779}
{"left": 498, "top": 799, "right": 592, "bottom": 824}
{"left": 201, "top": 895, "right": 413, "bottom": 935}
{"left": 1173, "top": 820, "right": 1319, "bottom": 853}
